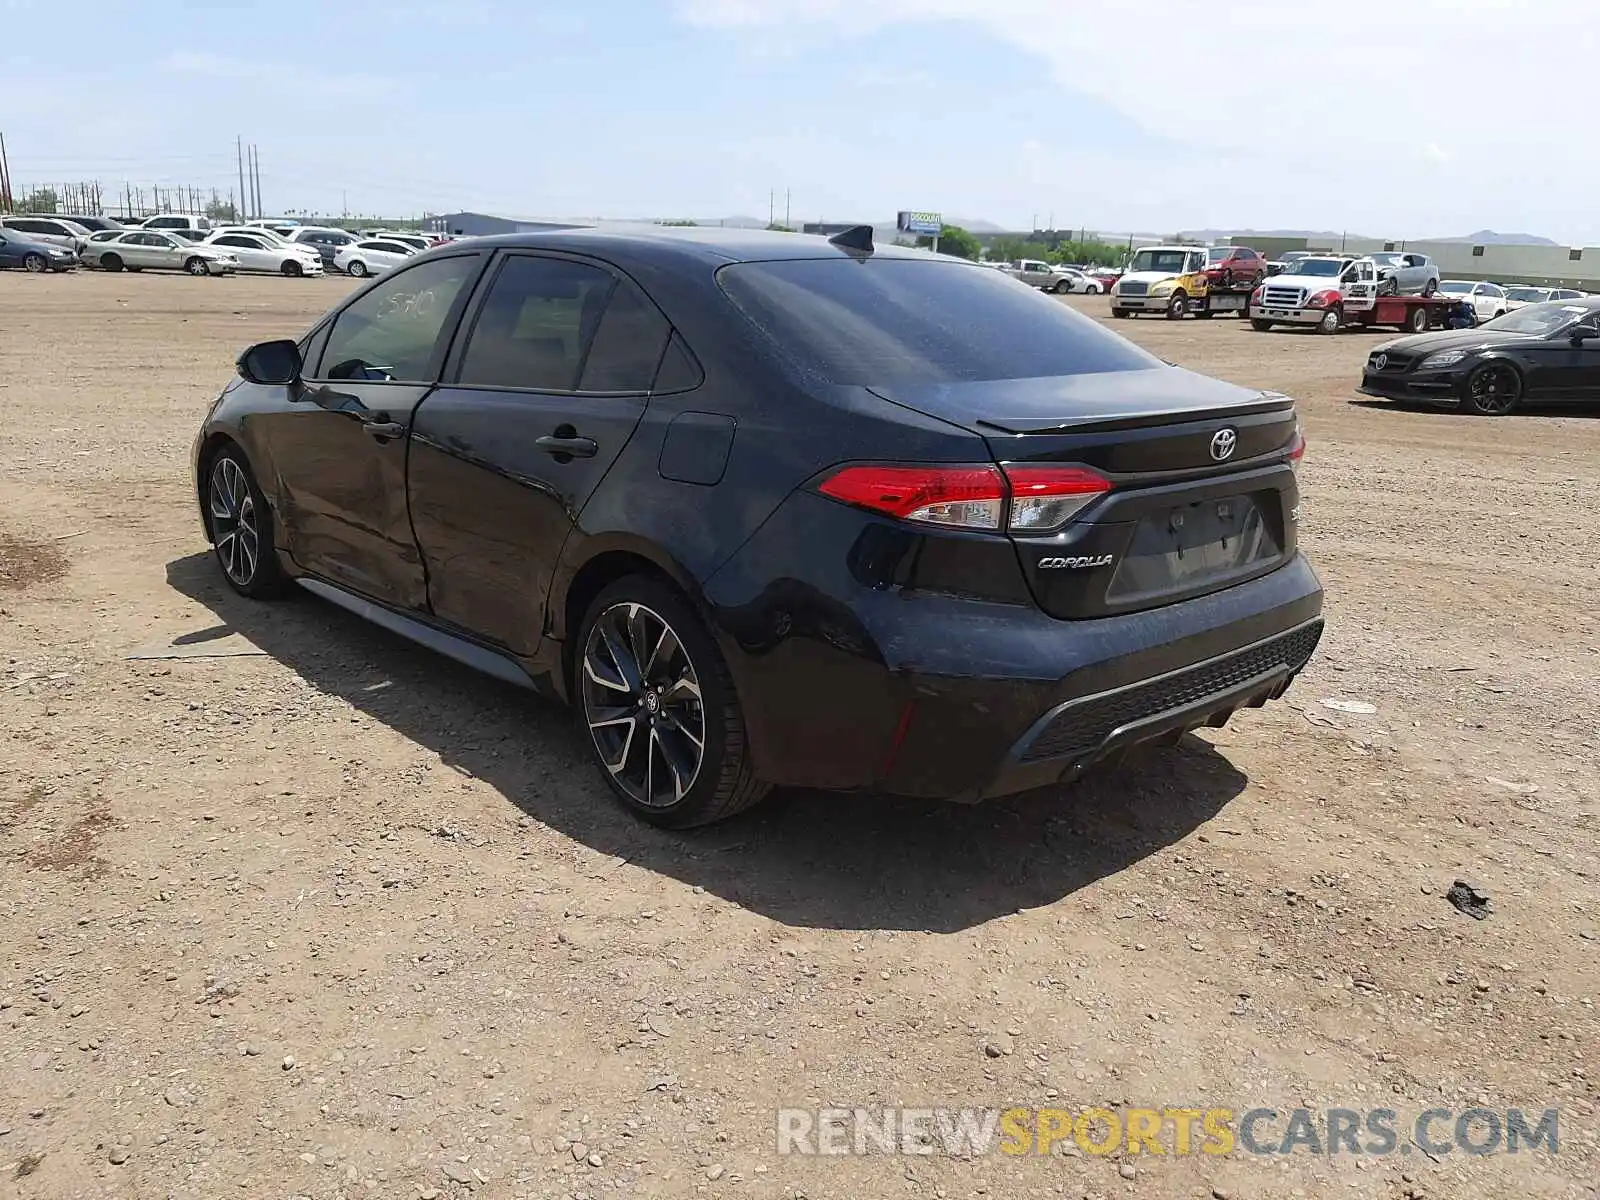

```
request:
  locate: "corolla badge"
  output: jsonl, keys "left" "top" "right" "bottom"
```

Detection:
{"left": 1210, "top": 428, "right": 1238, "bottom": 461}
{"left": 1038, "top": 554, "right": 1115, "bottom": 570}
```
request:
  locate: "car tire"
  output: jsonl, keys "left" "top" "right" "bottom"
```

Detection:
{"left": 347, "top": 260, "right": 368, "bottom": 278}
{"left": 1460, "top": 361, "right": 1522, "bottom": 416}
{"left": 1053, "top": 279, "right": 1071, "bottom": 294}
{"left": 185, "top": 256, "right": 210, "bottom": 276}
{"left": 1165, "top": 292, "right": 1187, "bottom": 319}
{"left": 1423, "top": 279, "right": 1438, "bottom": 297}
{"left": 23, "top": 253, "right": 48, "bottom": 273}
{"left": 206, "top": 445, "right": 288, "bottom": 598}
{"left": 1408, "top": 306, "right": 1430, "bottom": 334}
{"left": 281, "top": 260, "right": 302, "bottom": 278}
{"left": 1316, "top": 306, "right": 1343, "bottom": 335}
{"left": 100, "top": 253, "right": 123, "bottom": 272}
{"left": 1251, "top": 319, "right": 1275, "bottom": 332}
{"left": 1086, "top": 283, "right": 1101, "bottom": 294}
{"left": 575, "top": 576, "right": 769, "bottom": 829}
{"left": 1378, "top": 277, "right": 1399, "bottom": 296}
{"left": 1111, "top": 308, "right": 1131, "bottom": 319}
{"left": 1493, "top": 310, "right": 1506, "bottom": 321}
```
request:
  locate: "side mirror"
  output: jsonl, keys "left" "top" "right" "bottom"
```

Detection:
{"left": 237, "top": 339, "right": 302, "bottom": 386}
{"left": 1570, "top": 326, "right": 1599, "bottom": 344}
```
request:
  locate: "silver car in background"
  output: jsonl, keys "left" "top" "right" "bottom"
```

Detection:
{"left": 1366, "top": 252, "right": 1440, "bottom": 296}
{"left": 0, "top": 215, "right": 91, "bottom": 254}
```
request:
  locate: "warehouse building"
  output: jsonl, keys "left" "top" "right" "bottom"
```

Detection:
{"left": 1223, "top": 233, "right": 1600, "bottom": 289}
{"left": 421, "top": 212, "right": 588, "bottom": 237}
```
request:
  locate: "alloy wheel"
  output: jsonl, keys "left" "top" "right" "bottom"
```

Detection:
{"left": 24, "top": 254, "right": 47, "bottom": 273}
{"left": 1466, "top": 364, "right": 1521, "bottom": 415}
{"left": 209, "top": 457, "right": 260, "bottom": 586}
{"left": 581, "top": 602, "right": 706, "bottom": 808}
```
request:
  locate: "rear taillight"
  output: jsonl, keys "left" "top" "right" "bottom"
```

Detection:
{"left": 818, "top": 464, "right": 1006, "bottom": 530}
{"left": 1002, "top": 464, "right": 1112, "bottom": 531}
{"left": 816, "top": 462, "right": 1111, "bottom": 533}
{"left": 1288, "top": 424, "right": 1306, "bottom": 465}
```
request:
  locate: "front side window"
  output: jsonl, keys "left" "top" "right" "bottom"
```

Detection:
{"left": 319, "top": 255, "right": 480, "bottom": 383}
{"left": 457, "top": 256, "right": 616, "bottom": 391}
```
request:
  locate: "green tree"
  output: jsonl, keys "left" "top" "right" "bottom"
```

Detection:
{"left": 765, "top": 223, "right": 795, "bottom": 232}
{"left": 658, "top": 219, "right": 698, "bottom": 227}
{"left": 917, "top": 224, "right": 980, "bottom": 260}
{"left": 206, "top": 198, "right": 239, "bottom": 222}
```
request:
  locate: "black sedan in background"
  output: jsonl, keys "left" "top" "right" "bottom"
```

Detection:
{"left": 192, "top": 227, "right": 1322, "bottom": 827}
{"left": 0, "top": 229, "right": 78, "bottom": 272}
{"left": 1360, "top": 298, "right": 1600, "bottom": 415}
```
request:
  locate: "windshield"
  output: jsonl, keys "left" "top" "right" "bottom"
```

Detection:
{"left": 1129, "top": 249, "right": 1192, "bottom": 273}
{"left": 1285, "top": 259, "right": 1346, "bottom": 277}
{"left": 1368, "top": 253, "right": 1403, "bottom": 267}
{"left": 1505, "top": 287, "right": 1551, "bottom": 303}
{"left": 1207, "top": 247, "right": 1233, "bottom": 262}
{"left": 1481, "top": 302, "right": 1593, "bottom": 336}
{"left": 1438, "top": 281, "right": 1473, "bottom": 295}
{"left": 718, "top": 258, "right": 1161, "bottom": 387}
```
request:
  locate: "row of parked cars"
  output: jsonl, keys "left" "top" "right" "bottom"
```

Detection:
{"left": 0, "top": 212, "right": 452, "bottom": 277}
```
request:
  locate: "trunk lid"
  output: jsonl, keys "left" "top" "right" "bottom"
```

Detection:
{"left": 868, "top": 368, "right": 1302, "bottom": 619}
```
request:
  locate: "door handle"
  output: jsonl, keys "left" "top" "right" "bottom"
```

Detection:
{"left": 363, "top": 420, "right": 406, "bottom": 441}
{"left": 536, "top": 434, "right": 598, "bottom": 458}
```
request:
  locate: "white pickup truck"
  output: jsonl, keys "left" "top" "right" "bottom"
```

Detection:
{"left": 1247, "top": 255, "right": 1456, "bottom": 335}
{"left": 1001, "top": 258, "right": 1073, "bottom": 292}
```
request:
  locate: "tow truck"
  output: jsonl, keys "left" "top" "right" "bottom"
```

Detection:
{"left": 1247, "top": 255, "right": 1460, "bottom": 334}
{"left": 1108, "top": 246, "right": 1255, "bottom": 319}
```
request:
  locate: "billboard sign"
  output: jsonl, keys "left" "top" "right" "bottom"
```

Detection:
{"left": 897, "top": 211, "right": 943, "bottom": 236}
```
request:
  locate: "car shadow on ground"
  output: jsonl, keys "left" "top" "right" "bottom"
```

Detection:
{"left": 166, "top": 552, "right": 1249, "bottom": 933}
{"left": 1347, "top": 398, "right": 1600, "bottom": 418}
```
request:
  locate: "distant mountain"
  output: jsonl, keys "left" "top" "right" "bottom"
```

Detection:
{"left": 1179, "top": 228, "right": 1349, "bottom": 242}
{"left": 1430, "top": 230, "right": 1558, "bottom": 246}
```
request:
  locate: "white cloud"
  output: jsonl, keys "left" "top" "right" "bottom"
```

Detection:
{"left": 676, "top": 0, "right": 1592, "bottom": 236}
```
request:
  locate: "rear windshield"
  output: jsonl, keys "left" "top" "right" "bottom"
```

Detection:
{"left": 717, "top": 258, "right": 1160, "bottom": 386}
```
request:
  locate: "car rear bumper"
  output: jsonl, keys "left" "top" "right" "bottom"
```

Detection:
{"left": 704, "top": 490, "right": 1325, "bottom": 801}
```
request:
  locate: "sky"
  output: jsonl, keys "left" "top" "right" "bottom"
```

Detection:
{"left": 0, "top": 0, "right": 1587, "bottom": 241}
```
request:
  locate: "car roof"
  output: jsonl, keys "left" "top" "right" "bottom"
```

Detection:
{"left": 452, "top": 225, "right": 977, "bottom": 269}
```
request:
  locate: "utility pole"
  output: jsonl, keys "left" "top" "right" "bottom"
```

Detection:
{"left": 236, "top": 137, "right": 248, "bottom": 221}
{"left": 785, "top": 189, "right": 790, "bottom": 228}
{"left": 0, "top": 131, "right": 12, "bottom": 214}
{"left": 768, "top": 189, "right": 774, "bottom": 226}
{"left": 250, "top": 145, "right": 262, "bottom": 220}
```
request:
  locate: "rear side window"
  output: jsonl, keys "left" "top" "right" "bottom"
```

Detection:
{"left": 718, "top": 258, "right": 1160, "bottom": 387}
{"left": 457, "top": 256, "right": 615, "bottom": 391}
{"left": 579, "top": 278, "right": 670, "bottom": 391}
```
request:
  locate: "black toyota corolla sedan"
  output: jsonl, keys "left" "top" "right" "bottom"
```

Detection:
{"left": 1360, "top": 297, "right": 1600, "bottom": 415}
{"left": 192, "top": 226, "right": 1323, "bottom": 826}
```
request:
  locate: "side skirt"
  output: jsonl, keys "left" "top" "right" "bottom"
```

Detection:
{"left": 296, "top": 577, "right": 539, "bottom": 692}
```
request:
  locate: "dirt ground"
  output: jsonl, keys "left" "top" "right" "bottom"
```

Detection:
{"left": 0, "top": 272, "right": 1595, "bottom": 1200}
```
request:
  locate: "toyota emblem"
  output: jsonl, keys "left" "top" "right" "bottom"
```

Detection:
{"left": 1374, "top": 353, "right": 1388, "bottom": 370}
{"left": 1210, "top": 428, "right": 1238, "bottom": 461}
